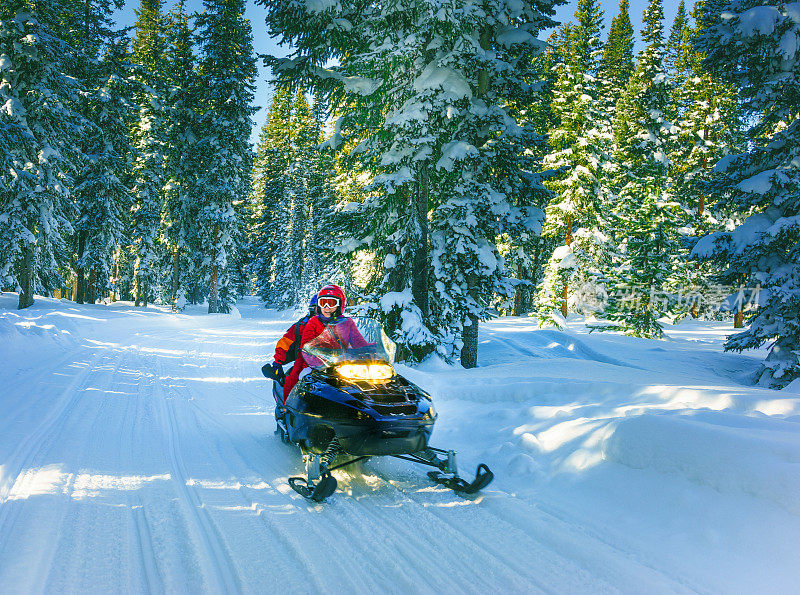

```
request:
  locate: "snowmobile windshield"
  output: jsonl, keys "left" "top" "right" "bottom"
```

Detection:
{"left": 302, "top": 317, "right": 397, "bottom": 372}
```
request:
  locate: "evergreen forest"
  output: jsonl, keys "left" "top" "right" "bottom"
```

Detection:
{"left": 1, "top": 0, "right": 798, "bottom": 387}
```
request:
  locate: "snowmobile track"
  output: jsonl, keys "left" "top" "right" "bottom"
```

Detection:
{"left": 153, "top": 357, "right": 243, "bottom": 594}
{"left": 0, "top": 348, "right": 125, "bottom": 536}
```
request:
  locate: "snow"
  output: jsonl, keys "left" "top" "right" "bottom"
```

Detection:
{"left": 340, "top": 75, "right": 382, "bottom": 96}
{"left": 1, "top": 294, "right": 799, "bottom": 592}
{"left": 713, "top": 154, "right": 737, "bottom": 173}
{"left": 737, "top": 6, "right": 781, "bottom": 37}
{"left": 2, "top": 97, "right": 25, "bottom": 118}
{"left": 732, "top": 212, "right": 772, "bottom": 251}
{"left": 305, "top": 0, "right": 338, "bottom": 13}
{"left": 737, "top": 169, "right": 778, "bottom": 194}
{"left": 779, "top": 27, "right": 800, "bottom": 59}
{"left": 435, "top": 140, "right": 477, "bottom": 172}
{"left": 787, "top": 2, "right": 800, "bottom": 24}
{"left": 552, "top": 245, "right": 576, "bottom": 271}
{"left": 413, "top": 63, "right": 472, "bottom": 100}
{"left": 495, "top": 27, "right": 536, "bottom": 48}
{"left": 379, "top": 288, "right": 414, "bottom": 311}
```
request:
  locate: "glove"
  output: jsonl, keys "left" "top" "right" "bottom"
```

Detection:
{"left": 262, "top": 361, "right": 285, "bottom": 382}
{"left": 271, "top": 361, "right": 286, "bottom": 381}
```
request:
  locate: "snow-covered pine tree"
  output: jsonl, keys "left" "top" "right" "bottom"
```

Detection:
{"left": 0, "top": 0, "right": 87, "bottom": 308}
{"left": 130, "top": 0, "right": 167, "bottom": 307}
{"left": 195, "top": 0, "right": 256, "bottom": 314}
{"left": 602, "top": 0, "right": 680, "bottom": 338}
{"left": 496, "top": 28, "right": 566, "bottom": 318}
{"left": 422, "top": 0, "right": 556, "bottom": 367}
{"left": 300, "top": 93, "right": 339, "bottom": 299}
{"left": 537, "top": 0, "right": 614, "bottom": 326}
{"left": 601, "top": 0, "right": 635, "bottom": 107}
{"left": 162, "top": 1, "right": 201, "bottom": 310}
{"left": 280, "top": 90, "right": 315, "bottom": 307}
{"left": 668, "top": 1, "right": 741, "bottom": 319}
{"left": 693, "top": 0, "right": 800, "bottom": 387}
{"left": 249, "top": 86, "right": 294, "bottom": 306}
{"left": 73, "top": 36, "right": 134, "bottom": 304}
{"left": 60, "top": 0, "right": 135, "bottom": 304}
{"left": 262, "top": 0, "right": 439, "bottom": 357}
{"left": 263, "top": 0, "right": 557, "bottom": 365}
{"left": 665, "top": 0, "right": 687, "bottom": 80}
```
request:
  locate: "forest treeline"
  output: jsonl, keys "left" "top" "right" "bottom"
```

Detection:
{"left": 1, "top": 0, "right": 797, "bottom": 386}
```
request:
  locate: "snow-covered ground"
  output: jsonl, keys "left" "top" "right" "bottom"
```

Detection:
{"left": 1, "top": 293, "right": 798, "bottom": 593}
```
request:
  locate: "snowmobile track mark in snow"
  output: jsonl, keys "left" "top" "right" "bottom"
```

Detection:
{"left": 154, "top": 358, "right": 242, "bottom": 594}
{"left": 0, "top": 348, "right": 125, "bottom": 548}
{"left": 333, "top": 464, "right": 550, "bottom": 593}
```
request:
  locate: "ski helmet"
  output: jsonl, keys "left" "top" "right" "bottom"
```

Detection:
{"left": 317, "top": 284, "right": 346, "bottom": 316}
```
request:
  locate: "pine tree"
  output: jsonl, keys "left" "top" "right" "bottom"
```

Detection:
{"left": 249, "top": 88, "right": 342, "bottom": 309}
{"left": 0, "top": 0, "right": 88, "bottom": 308}
{"left": 601, "top": 0, "right": 635, "bottom": 107}
{"left": 281, "top": 90, "right": 315, "bottom": 306}
{"left": 73, "top": 37, "right": 134, "bottom": 304}
{"left": 130, "top": 0, "right": 167, "bottom": 307}
{"left": 195, "top": 0, "right": 256, "bottom": 313}
{"left": 537, "top": 0, "right": 614, "bottom": 326}
{"left": 249, "top": 86, "right": 293, "bottom": 306}
{"left": 665, "top": 0, "right": 687, "bottom": 79}
{"left": 693, "top": 0, "right": 800, "bottom": 387}
{"left": 669, "top": 1, "right": 741, "bottom": 319}
{"left": 603, "top": 0, "right": 680, "bottom": 338}
{"left": 162, "top": 1, "right": 201, "bottom": 310}
{"left": 300, "top": 93, "right": 338, "bottom": 299}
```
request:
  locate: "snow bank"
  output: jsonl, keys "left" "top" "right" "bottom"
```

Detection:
{"left": 602, "top": 413, "right": 800, "bottom": 515}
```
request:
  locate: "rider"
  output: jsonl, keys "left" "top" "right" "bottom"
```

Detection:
{"left": 282, "top": 284, "right": 368, "bottom": 400}
{"left": 264, "top": 293, "right": 318, "bottom": 382}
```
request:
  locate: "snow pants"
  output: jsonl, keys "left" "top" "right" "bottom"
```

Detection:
{"left": 282, "top": 359, "right": 306, "bottom": 401}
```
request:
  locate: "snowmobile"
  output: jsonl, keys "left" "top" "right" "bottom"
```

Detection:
{"left": 262, "top": 317, "right": 493, "bottom": 502}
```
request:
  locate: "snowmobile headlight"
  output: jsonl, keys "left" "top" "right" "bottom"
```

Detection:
{"left": 337, "top": 363, "right": 394, "bottom": 381}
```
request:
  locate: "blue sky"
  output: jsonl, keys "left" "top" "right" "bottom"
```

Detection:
{"left": 113, "top": 0, "right": 681, "bottom": 143}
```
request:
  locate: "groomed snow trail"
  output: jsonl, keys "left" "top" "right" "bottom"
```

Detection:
{"left": 1, "top": 295, "right": 798, "bottom": 593}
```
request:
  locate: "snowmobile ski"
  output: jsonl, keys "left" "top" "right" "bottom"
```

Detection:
{"left": 289, "top": 471, "right": 338, "bottom": 502}
{"left": 427, "top": 464, "right": 494, "bottom": 494}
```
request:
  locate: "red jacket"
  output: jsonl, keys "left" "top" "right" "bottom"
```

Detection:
{"left": 273, "top": 314, "right": 312, "bottom": 364}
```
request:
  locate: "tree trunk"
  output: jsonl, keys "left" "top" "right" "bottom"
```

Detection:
{"left": 76, "top": 230, "right": 86, "bottom": 303}
{"left": 134, "top": 273, "right": 148, "bottom": 307}
{"left": 89, "top": 269, "right": 97, "bottom": 303}
{"left": 171, "top": 247, "right": 181, "bottom": 308}
{"left": 734, "top": 274, "right": 745, "bottom": 328}
{"left": 459, "top": 25, "right": 492, "bottom": 364}
{"left": 111, "top": 258, "right": 118, "bottom": 302}
{"left": 561, "top": 213, "right": 573, "bottom": 318}
{"left": 477, "top": 27, "right": 491, "bottom": 98}
{"left": 513, "top": 263, "right": 524, "bottom": 316}
{"left": 691, "top": 132, "right": 709, "bottom": 318}
{"left": 18, "top": 243, "right": 35, "bottom": 309}
{"left": 460, "top": 313, "right": 478, "bottom": 368}
{"left": 208, "top": 224, "right": 221, "bottom": 314}
{"left": 411, "top": 175, "right": 429, "bottom": 319}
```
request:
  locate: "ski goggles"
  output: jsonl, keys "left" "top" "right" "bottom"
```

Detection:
{"left": 318, "top": 296, "right": 341, "bottom": 309}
